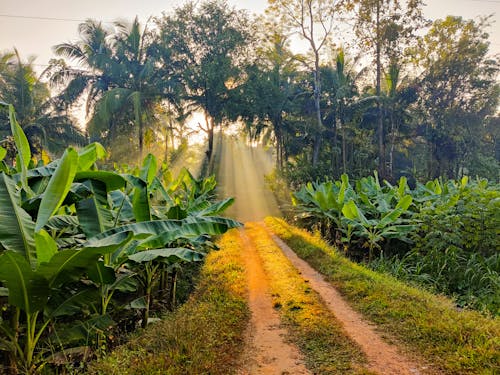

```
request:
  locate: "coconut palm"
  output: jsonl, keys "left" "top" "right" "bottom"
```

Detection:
{"left": 49, "top": 18, "right": 173, "bottom": 159}
{"left": 0, "top": 49, "right": 85, "bottom": 156}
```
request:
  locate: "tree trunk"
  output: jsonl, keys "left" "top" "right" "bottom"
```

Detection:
{"left": 375, "top": 1, "right": 386, "bottom": 179}
{"left": 312, "top": 67, "right": 323, "bottom": 167}
{"left": 342, "top": 123, "right": 347, "bottom": 174}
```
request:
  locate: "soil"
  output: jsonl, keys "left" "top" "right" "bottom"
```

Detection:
{"left": 237, "top": 229, "right": 310, "bottom": 375}
{"left": 217, "top": 136, "right": 426, "bottom": 374}
{"left": 270, "top": 232, "right": 424, "bottom": 375}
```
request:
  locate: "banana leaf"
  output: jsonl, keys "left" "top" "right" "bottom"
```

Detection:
{"left": 76, "top": 179, "right": 113, "bottom": 237}
{"left": 35, "top": 148, "right": 78, "bottom": 232}
{"left": 0, "top": 173, "right": 36, "bottom": 265}
{"left": 0, "top": 251, "right": 49, "bottom": 314}
{"left": 77, "top": 142, "right": 106, "bottom": 172}
{"left": 128, "top": 248, "right": 204, "bottom": 263}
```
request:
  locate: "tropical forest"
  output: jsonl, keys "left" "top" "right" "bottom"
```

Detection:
{"left": 0, "top": 0, "right": 498, "bottom": 374}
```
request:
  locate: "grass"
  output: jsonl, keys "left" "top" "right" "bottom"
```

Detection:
{"left": 245, "top": 222, "right": 370, "bottom": 374}
{"left": 265, "top": 217, "right": 500, "bottom": 375}
{"left": 88, "top": 229, "right": 249, "bottom": 375}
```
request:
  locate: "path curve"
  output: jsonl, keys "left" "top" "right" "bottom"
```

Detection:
{"left": 267, "top": 228, "right": 424, "bottom": 375}
{"left": 238, "top": 229, "right": 310, "bottom": 375}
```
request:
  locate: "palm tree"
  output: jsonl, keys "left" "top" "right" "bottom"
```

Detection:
{"left": 49, "top": 18, "right": 172, "bottom": 159}
{"left": 0, "top": 49, "right": 85, "bottom": 155}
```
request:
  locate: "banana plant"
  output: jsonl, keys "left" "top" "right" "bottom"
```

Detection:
{"left": 342, "top": 194, "right": 415, "bottom": 260}
{"left": 292, "top": 174, "right": 355, "bottom": 242}
{"left": 0, "top": 149, "right": 133, "bottom": 372}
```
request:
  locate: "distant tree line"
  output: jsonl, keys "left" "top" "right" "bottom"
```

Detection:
{"left": 1, "top": 0, "right": 498, "bottom": 181}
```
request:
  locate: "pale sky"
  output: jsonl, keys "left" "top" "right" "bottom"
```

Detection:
{"left": 0, "top": 0, "right": 498, "bottom": 70}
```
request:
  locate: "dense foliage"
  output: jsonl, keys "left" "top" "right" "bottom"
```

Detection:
{"left": 292, "top": 172, "right": 499, "bottom": 314}
{"left": 266, "top": 217, "right": 500, "bottom": 374}
{"left": 0, "top": 104, "right": 240, "bottom": 374}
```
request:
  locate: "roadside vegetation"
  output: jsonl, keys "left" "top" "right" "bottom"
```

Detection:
{"left": 88, "top": 229, "right": 249, "bottom": 374}
{"left": 245, "top": 222, "right": 368, "bottom": 374}
{"left": 265, "top": 217, "right": 500, "bottom": 374}
{"left": 0, "top": 105, "right": 240, "bottom": 373}
{"left": 291, "top": 172, "right": 499, "bottom": 314}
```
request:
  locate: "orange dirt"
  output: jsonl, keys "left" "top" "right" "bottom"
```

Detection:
{"left": 237, "top": 228, "right": 310, "bottom": 375}
{"left": 217, "top": 137, "right": 426, "bottom": 374}
{"left": 269, "top": 231, "right": 425, "bottom": 375}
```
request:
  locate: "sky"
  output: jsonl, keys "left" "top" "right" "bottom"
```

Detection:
{"left": 0, "top": 0, "right": 499, "bottom": 71}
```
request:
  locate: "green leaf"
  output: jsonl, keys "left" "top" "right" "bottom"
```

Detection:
{"left": 129, "top": 296, "right": 147, "bottom": 309}
{"left": 111, "top": 272, "right": 138, "bottom": 293}
{"left": 35, "top": 229, "right": 58, "bottom": 266}
{"left": 109, "top": 190, "right": 135, "bottom": 223}
{"left": 76, "top": 179, "right": 113, "bottom": 237}
{"left": 123, "top": 175, "right": 151, "bottom": 222}
{"left": 0, "top": 251, "right": 49, "bottom": 314}
{"left": 87, "top": 217, "right": 240, "bottom": 248}
{"left": 47, "top": 288, "right": 97, "bottom": 317}
{"left": 38, "top": 231, "right": 133, "bottom": 288}
{"left": 77, "top": 143, "right": 107, "bottom": 171}
{"left": 75, "top": 171, "right": 126, "bottom": 191}
{"left": 88, "top": 261, "right": 116, "bottom": 285}
{"left": 128, "top": 248, "right": 203, "bottom": 263}
{"left": 35, "top": 148, "right": 78, "bottom": 232}
{"left": 395, "top": 194, "right": 412, "bottom": 211}
{"left": 0, "top": 173, "right": 36, "bottom": 265}
{"left": 0, "top": 147, "right": 6, "bottom": 162}
{"left": 7, "top": 105, "right": 31, "bottom": 193}
{"left": 140, "top": 154, "right": 157, "bottom": 185}
{"left": 342, "top": 200, "right": 359, "bottom": 220}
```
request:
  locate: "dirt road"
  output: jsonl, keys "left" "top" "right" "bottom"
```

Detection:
{"left": 216, "top": 136, "right": 422, "bottom": 374}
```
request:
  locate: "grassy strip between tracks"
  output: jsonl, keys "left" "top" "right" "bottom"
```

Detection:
{"left": 89, "top": 229, "right": 249, "bottom": 375}
{"left": 265, "top": 217, "right": 500, "bottom": 375}
{"left": 245, "top": 222, "right": 370, "bottom": 374}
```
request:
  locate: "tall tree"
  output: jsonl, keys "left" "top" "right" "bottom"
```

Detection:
{"left": 0, "top": 49, "right": 84, "bottom": 155}
{"left": 157, "top": 0, "right": 252, "bottom": 159}
{"left": 413, "top": 16, "right": 499, "bottom": 178}
{"left": 237, "top": 27, "right": 299, "bottom": 169}
{"left": 268, "top": 0, "right": 341, "bottom": 167}
{"left": 49, "top": 18, "right": 173, "bottom": 159}
{"left": 352, "top": 0, "right": 425, "bottom": 178}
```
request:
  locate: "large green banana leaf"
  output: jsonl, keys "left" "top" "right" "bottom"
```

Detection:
{"left": 35, "top": 229, "right": 58, "bottom": 266}
{"left": 0, "top": 251, "right": 49, "bottom": 314}
{"left": 77, "top": 142, "right": 107, "bottom": 171}
{"left": 38, "top": 231, "right": 133, "bottom": 288}
{"left": 46, "top": 288, "right": 98, "bottom": 317}
{"left": 35, "top": 148, "right": 78, "bottom": 232}
{"left": 7, "top": 105, "right": 30, "bottom": 191}
{"left": 85, "top": 217, "right": 241, "bottom": 248}
{"left": 123, "top": 174, "right": 151, "bottom": 222}
{"left": 139, "top": 154, "right": 157, "bottom": 186}
{"left": 0, "top": 173, "right": 36, "bottom": 265}
{"left": 128, "top": 248, "right": 204, "bottom": 263}
{"left": 76, "top": 179, "right": 113, "bottom": 237}
{"left": 109, "top": 190, "right": 135, "bottom": 223}
{"left": 75, "top": 171, "right": 126, "bottom": 191}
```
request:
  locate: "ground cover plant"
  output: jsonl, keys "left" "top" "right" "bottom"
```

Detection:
{"left": 245, "top": 222, "right": 368, "bottom": 374}
{"left": 291, "top": 172, "right": 499, "bottom": 314}
{"left": 265, "top": 217, "right": 500, "bottom": 374}
{"left": 0, "top": 104, "right": 240, "bottom": 374}
{"left": 88, "top": 229, "right": 249, "bottom": 374}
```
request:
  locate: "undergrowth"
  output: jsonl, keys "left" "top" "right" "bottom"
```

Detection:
{"left": 265, "top": 217, "right": 500, "bottom": 375}
{"left": 245, "top": 222, "right": 369, "bottom": 374}
{"left": 88, "top": 229, "right": 249, "bottom": 374}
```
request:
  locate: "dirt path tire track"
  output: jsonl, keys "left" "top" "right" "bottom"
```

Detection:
{"left": 237, "top": 228, "right": 310, "bottom": 375}
{"left": 266, "top": 226, "right": 425, "bottom": 375}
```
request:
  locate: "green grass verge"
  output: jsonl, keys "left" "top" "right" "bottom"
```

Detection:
{"left": 88, "top": 229, "right": 249, "bottom": 375}
{"left": 245, "top": 222, "right": 370, "bottom": 374}
{"left": 265, "top": 217, "right": 500, "bottom": 375}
